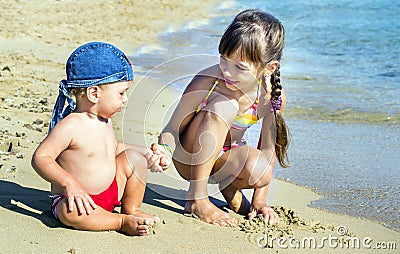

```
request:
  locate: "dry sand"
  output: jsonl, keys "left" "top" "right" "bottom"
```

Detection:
{"left": 0, "top": 1, "right": 398, "bottom": 253}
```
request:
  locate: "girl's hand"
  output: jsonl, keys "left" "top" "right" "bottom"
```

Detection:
{"left": 248, "top": 201, "right": 279, "bottom": 225}
{"left": 64, "top": 179, "right": 97, "bottom": 215}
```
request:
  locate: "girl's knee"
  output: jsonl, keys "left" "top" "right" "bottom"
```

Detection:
{"left": 251, "top": 171, "right": 272, "bottom": 188}
{"left": 245, "top": 151, "right": 273, "bottom": 188}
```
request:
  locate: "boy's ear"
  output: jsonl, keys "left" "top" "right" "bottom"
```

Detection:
{"left": 86, "top": 86, "right": 101, "bottom": 103}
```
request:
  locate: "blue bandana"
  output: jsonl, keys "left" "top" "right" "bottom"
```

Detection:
{"left": 49, "top": 42, "right": 134, "bottom": 131}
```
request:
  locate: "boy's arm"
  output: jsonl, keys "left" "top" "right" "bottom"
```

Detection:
{"left": 115, "top": 141, "right": 166, "bottom": 173}
{"left": 115, "top": 142, "right": 150, "bottom": 155}
{"left": 31, "top": 122, "right": 97, "bottom": 214}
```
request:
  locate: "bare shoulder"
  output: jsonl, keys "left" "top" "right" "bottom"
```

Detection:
{"left": 183, "top": 64, "right": 221, "bottom": 94}
{"left": 33, "top": 114, "right": 83, "bottom": 157}
{"left": 48, "top": 113, "right": 87, "bottom": 141}
{"left": 54, "top": 113, "right": 84, "bottom": 132}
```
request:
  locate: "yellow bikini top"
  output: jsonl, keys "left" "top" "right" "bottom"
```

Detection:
{"left": 195, "top": 78, "right": 261, "bottom": 130}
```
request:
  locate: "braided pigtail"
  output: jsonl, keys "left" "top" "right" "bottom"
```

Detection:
{"left": 270, "top": 67, "right": 282, "bottom": 101}
{"left": 270, "top": 66, "right": 290, "bottom": 168}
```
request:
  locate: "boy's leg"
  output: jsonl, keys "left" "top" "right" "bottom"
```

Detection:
{"left": 56, "top": 198, "right": 151, "bottom": 236}
{"left": 116, "top": 149, "right": 160, "bottom": 222}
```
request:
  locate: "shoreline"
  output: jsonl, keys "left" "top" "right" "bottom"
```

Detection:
{"left": 274, "top": 176, "right": 398, "bottom": 233}
{"left": 0, "top": 1, "right": 399, "bottom": 253}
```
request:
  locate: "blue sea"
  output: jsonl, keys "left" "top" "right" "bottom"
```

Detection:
{"left": 131, "top": 0, "right": 400, "bottom": 231}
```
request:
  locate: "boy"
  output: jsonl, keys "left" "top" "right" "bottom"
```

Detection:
{"left": 32, "top": 42, "right": 165, "bottom": 236}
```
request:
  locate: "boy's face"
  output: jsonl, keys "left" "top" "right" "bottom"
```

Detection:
{"left": 98, "top": 80, "right": 132, "bottom": 118}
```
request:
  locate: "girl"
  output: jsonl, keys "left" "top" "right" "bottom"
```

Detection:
{"left": 158, "top": 9, "right": 290, "bottom": 226}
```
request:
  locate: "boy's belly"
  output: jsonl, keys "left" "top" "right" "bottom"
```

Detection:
{"left": 51, "top": 159, "right": 116, "bottom": 195}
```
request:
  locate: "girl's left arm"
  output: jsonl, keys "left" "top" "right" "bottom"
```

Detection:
{"left": 251, "top": 108, "right": 276, "bottom": 204}
{"left": 249, "top": 89, "right": 287, "bottom": 224}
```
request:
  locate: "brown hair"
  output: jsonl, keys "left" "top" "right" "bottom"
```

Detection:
{"left": 219, "top": 9, "right": 290, "bottom": 167}
{"left": 68, "top": 84, "right": 107, "bottom": 104}
{"left": 68, "top": 87, "right": 86, "bottom": 98}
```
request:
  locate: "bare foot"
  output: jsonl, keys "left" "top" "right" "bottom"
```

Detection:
{"left": 184, "top": 198, "right": 237, "bottom": 226}
{"left": 221, "top": 185, "right": 251, "bottom": 215}
{"left": 121, "top": 207, "right": 161, "bottom": 223}
{"left": 119, "top": 215, "right": 152, "bottom": 236}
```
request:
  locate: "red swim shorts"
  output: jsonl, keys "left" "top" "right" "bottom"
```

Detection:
{"left": 89, "top": 176, "right": 121, "bottom": 212}
{"left": 51, "top": 177, "right": 121, "bottom": 219}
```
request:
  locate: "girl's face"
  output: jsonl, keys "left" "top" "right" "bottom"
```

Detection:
{"left": 98, "top": 80, "right": 131, "bottom": 118}
{"left": 219, "top": 52, "right": 262, "bottom": 92}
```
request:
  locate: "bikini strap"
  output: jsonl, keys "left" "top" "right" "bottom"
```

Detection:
{"left": 255, "top": 78, "right": 262, "bottom": 104}
{"left": 196, "top": 77, "right": 260, "bottom": 113}
{"left": 195, "top": 78, "right": 219, "bottom": 113}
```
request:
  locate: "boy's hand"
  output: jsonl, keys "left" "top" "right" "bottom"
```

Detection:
{"left": 150, "top": 144, "right": 172, "bottom": 170}
{"left": 145, "top": 151, "right": 163, "bottom": 172}
{"left": 145, "top": 149, "right": 164, "bottom": 173}
{"left": 65, "top": 179, "right": 97, "bottom": 215}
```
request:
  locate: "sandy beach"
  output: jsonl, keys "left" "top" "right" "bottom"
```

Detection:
{"left": 0, "top": 1, "right": 398, "bottom": 253}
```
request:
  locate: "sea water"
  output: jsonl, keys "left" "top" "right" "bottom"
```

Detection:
{"left": 131, "top": 0, "right": 399, "bottom": 231}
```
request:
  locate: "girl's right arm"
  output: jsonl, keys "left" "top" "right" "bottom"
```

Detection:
{"left": 158, "top": 65, "right": 222, "bottom": 157}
